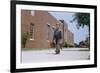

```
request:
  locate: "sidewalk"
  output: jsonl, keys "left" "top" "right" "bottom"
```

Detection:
{"left": 61, "top": 48, "right": 89, "bottom": 51}
{"left": 22, "top": 48, "right": 90, "bottom": 63}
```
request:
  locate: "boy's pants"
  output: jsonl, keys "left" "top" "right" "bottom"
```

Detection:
{"left": 55, "top": 40, "right": 60, "bottom": 54}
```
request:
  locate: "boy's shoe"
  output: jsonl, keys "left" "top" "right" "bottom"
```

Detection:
{"left": 55, "top": 50, "right": 60, "bottom": 54}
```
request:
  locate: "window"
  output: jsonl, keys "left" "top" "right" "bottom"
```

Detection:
{"left": 47, "top": 23, "right": 50, "bottom": 41}
{"left": 31, "top": 10, "right": 35, "bottom": 16}
{"left": 30, "top": 23, "right": 35, "bottom": 40}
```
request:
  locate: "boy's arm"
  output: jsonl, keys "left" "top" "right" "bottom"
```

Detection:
{"left": 53, "top": 31, "right": 55, "bottom": 43}
{"left": 59, "top": 29, "right": 62, "bottom": 39}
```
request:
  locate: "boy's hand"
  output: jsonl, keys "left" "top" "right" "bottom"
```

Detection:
{"left": 53, "top": 40, "right": 56, "bottom": 44}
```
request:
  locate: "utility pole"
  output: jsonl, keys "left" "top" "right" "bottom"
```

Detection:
{"left": 59, "top": 20, "right": 64, "bottom": 45}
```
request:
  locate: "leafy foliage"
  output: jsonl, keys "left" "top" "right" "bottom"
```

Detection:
{"left": 71, "top": 13, "right": 90, "bottom": 29}
{"left": 63, "top": 42, "right": 68, "bottom": 47}
{"left": 21, "top": 32, "right": 29, "bottom": 48}
{"left": 78, "top": 37, "right": 90, "bottom": 48}
{"left": 63, "top": 42, "right": 74, "bottom": 48}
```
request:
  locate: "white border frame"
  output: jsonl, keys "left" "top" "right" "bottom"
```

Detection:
{"left": 16, "top": 4, "right": 95, "bottom": 69}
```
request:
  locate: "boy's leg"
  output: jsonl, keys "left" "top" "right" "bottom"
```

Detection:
{"left": 60, "top": 43, "right": 62, "bottom": 50}
{"left": 55, "top": 40, "right": 60, "bottom": 54}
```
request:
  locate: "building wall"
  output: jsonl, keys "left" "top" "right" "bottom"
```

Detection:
{"left": 60, "top": 21, "right": 74, "bottom": 46}
{"left": 66, "top": 30, "right": 74, "bottom": 45}
{"left": 21, "top": 10, "right": 74, "bottom": 48}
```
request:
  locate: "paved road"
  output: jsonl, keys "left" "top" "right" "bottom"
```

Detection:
{"left": 22, "top": 48, "right": 90, "bottom": 63}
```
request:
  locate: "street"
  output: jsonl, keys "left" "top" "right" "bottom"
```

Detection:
{"left": 22, "top": 48, "right": 90, "bottom": 63}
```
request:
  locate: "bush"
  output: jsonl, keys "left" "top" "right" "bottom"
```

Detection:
{"left": 21, "top": 32, "right": 29, "bottom": 48}
{"left": 63, "top": 42, "right": 74, "bottom": 48}
{"left": 68, "top": 44, "right": 74, "bottom": 48}
{"left": 63, "top": 42, "right": 68, "bottom": 48}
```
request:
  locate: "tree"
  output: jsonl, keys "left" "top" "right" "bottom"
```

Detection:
{"left": 21, "top": 32, "right": 29, "bottom": 48}
{"left": 85, "top": 36, "right": 90, "bottom": 48}
{"left": 71, "top": 13, "right": 90, "bottom": 29}
{"left": 74, "top": 43, "right": 79, "bottom": 47}
{"left": 78, "top": 37, "right": 90, "bottom": 48}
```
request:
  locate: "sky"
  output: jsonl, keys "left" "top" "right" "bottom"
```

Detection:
{"left": 49, "top": 11, "right": 89, "bottom": 44}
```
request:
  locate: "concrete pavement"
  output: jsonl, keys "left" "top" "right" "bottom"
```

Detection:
{"left": 22, "top": 48, "right": 90, "bottom": 63}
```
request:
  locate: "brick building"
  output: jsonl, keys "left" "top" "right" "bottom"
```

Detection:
{"left": 21, "top": 10, "right": 74, "bottom": 48}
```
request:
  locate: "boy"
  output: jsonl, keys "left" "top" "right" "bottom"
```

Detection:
{"left": 53, "top": 23, "right": 62, "bottom": 54}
